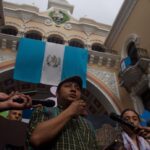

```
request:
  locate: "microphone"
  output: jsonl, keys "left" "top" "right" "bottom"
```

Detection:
{"left": 109, "top": 113, "right": 139, "bottom": 131}
{"left": 109, "top": 113, "right": 150, "bottom": 139}
{"left": 13, "top": 99, "right": 55, "bottom": 107}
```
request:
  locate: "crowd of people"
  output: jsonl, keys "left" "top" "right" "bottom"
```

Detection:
{"left": 0, "top": 76, "right": 150, "bottom": 150}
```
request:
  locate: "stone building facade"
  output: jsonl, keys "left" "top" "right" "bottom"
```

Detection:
{"left": 0, "top": 0, "right": 122, "bottom": 116}
{"left": 1, "top": 0, "right": 150, "bottom": 148}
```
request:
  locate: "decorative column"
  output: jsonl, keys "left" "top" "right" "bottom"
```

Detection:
{"left": 98, "top": 56, "right": 103, "bottom": 66}
{"left": 89, "top": 54, "right": 94, "bottom": 64}
{"left": 12, "top": 40, "right": 18, "bottom": 51}
{"left": 106, "top": 58, "right": 112, "bottom": 67}
{"left": 18, "top": 24, "right": 26, "bottom": 37}
{"left": 1, "top": 38, "right": 7, "bottom": 49}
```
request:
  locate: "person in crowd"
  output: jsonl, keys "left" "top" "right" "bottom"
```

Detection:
{"left": 120, "top": 108, "right": 150, "bottom": 150}
{"left": 27, "top": 76, "right": 98, "bottom": 149}
{"left": 0, "top": 91, "right": 32, "bottom": 111}
{"left": 7, "top": 109, "right": 23, "bottom": 121}
{"left": 104, "top": 108, "right": 150, "bottom": 150}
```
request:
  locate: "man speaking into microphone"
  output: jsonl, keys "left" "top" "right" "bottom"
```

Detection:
{"left": 27, "top": 76, "right": 98, "bottom": 150}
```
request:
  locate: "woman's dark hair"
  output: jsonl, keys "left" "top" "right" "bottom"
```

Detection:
{"left": 120, "top": 108, "right": 140, "bottom": 121}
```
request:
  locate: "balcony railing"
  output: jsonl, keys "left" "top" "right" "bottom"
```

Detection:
{"left": 0, "top": 33, "right": 120, "bottom": 69}
{"left": 88, "top": 50, "right": 120, "bottom": 69}
{"left": 0, "top": 33, "right": 18, "bottom": 51}
{"left": 119, "top": 53, "right": 150, "bottom": 91}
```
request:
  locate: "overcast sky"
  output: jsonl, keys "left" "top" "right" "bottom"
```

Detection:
{"left": 4, "top": 0, "right": 124, "bottom": 25}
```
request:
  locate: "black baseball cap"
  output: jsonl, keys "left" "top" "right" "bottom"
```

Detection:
{"left": 57, "top": 76, "right": 83, "bottom": 92}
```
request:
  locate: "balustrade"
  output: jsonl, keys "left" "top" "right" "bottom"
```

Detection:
{"left": 88, "top": 50, "right": 120, "bottom": 69}
{"left": 0, "top": 33, "right": 120, "bottom": 70}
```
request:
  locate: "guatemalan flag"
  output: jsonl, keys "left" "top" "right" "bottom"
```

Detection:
{"left": 14, "top": 38, "right": 88, "bottom": 87}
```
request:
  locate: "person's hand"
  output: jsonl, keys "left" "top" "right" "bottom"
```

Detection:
{"left": 0, "top": 91, "right": 20, "bottom": 101}
{"left": 65, "top": 100, "right": 88, "bottom": 117}
{"left": 137, "top": 126, "right": 150, "bottom": 139}
{"left": 0, "top": 92, "right": 32, "bottom": 111}
{"left": 0, "top": 92, "right": 10, "bottom": 100}
{"left": 2, "top": 92, "right": 32, "bottom": 110}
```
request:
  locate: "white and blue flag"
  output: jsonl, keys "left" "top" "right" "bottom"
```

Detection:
{"left": 120, "top": 56, "right": 131, "bottom": 72}
{"left": 14, "top": 38, "right": 88, "bottom": 87}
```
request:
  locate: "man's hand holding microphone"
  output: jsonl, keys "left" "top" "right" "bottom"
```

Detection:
{"left": 65, "top": 99, "right": 88, "bottom": 118}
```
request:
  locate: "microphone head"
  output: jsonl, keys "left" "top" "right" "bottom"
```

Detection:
{"left": 109, "top": 112, "right": 121, "bottom": 122}
{"left": 109, "top": 112, "right": 135, "bottom": 130}
{"left": 31, "top": 99, "right": 55, "bottom": 107}
{"left": 109, "top": 113, "right": 145, "bottom": 137}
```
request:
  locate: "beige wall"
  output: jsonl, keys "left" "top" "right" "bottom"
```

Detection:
{"left": 5, "top": 16, "right": 106, "bottom": 46}
{"left": 112, "top": 0, "right": 150, "bottom": 53}
{"left": 106, "top": 0, "right": 150, "bottom": 111}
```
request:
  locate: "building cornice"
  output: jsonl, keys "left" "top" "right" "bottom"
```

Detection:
{"left": 4, "top": 8, "right": 52, "bottom": 28}
{"left": 104, "top": 0, "right": 138, "bottom": 49}
{"left": 69, "top": 22, "right": 110, "bottom": 37}
{"left": 3, "top": 1, "right": 39, "bottom": 12}
{"left": 4, "top": 7, "right": 109, "bottom": 37}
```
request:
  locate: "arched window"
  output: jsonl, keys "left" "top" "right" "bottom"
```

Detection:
{"left": 69, "top": 39, "right": 84, "bottom": 48}
{"left": 127, "top": 42, "right": 138, "bottom": 65}
{"left": 1, "top": 26, "right": 18, "bottom": 36}
{"left": 47, "top": 35, "right": 64, "bottom": 44}
{"left": 92, "top": 43, "right": 105, "bottom": 52}
{"left": 25, "top": 31, "right": 42, "bottom": 40}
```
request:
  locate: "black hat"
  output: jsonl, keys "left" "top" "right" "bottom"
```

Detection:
{"left": 57, "top": 76, "right": 83, "bottom": 92}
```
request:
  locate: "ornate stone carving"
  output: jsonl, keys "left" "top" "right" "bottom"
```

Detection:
{"left": 20, "top": 24, "right": 26, "bottom": 32}
{"left": 19, "top": 12, "right": 34, "bottom": 23}
{"left": 44, "top": 19, "right": 53, "bottom": 26}
{"left": 88, "top": 67, "right": 120, "bottom": 98}
{"left": 49, "top": 10, "right": 70, "bottom": 25}
{"left": 64, "top": 23, "right": 72, "bottom": 30}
